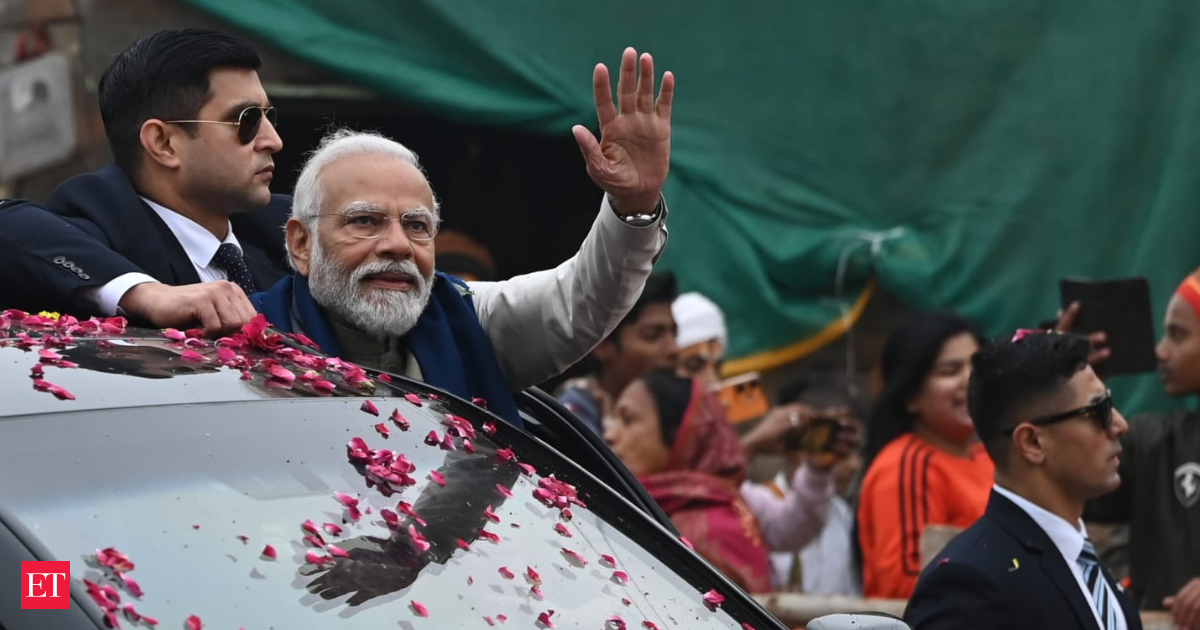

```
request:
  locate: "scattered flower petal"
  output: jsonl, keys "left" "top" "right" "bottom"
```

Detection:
{"left": 261, "top": 544, "right": 277, "bottom": 559}
{"left": 537, "top": 610, "right": 556, "bottom": 628}
{"left": 456, "top": 538, "right": 471, "bottom": 550}
{"left": 390, "top": 408, "right": 410, "bottom": 431}
{"left": 267, "top": 364, "right": 295, "bottom": 383}
{"left": 334, "top": 492, "right": 360, "bottom": 508}
{"left": 554, "top": 523, "right": 572, "bottom": 538}
{"left": 429, "top": 470, "right": 446, "bottom": 486}
{"left": 424, "top": 430, "right": 441, "bottom": 446}
{"left": 496, "top": 447, "right": 516, "bottom": 462}
{"left": 163, "top": 328, "right": 187, "bottom": 342}
{"left": 472, "top": 397, "right": 488, "bottom": 407}
{"left": 121, "top": 573, "right": 143, "bottom": 598}
{"left": 478, "top": 529, "right": 500, "bottom": 543}
{"left": 531, "top": 584, "right": 544, "bottom": 599}
{"left": 374, "top": 422, "right": 390, "bottom": 438}
{"left": 313, "top": 379, "right": 336, "bottom": 394}
{"left": 607, "top": 615, "right": 627, "bottom": 630}
{"left": 482, "top": 421, "right": 498, "bottom": 435}
{"left": 622, "top": 598, "right": 632, "bottom": 606}
{"left": 702, "top": 589, "right": 725, "bottom": 611}
{"left": 303, "top": 535, "right": 325, "bottom": 548}
{"left": 327, "top": 544, "right": 350, "bottom": 558}
{"left": 29, "top": 364, "right": 44, "bottom": 377}
{"left": 186, "top": 615, "right": 203, "bottom": 630}
{"left": 305, "top": 551, "right": 332, "bottom": 565}
{"left": 360, "top": 400, "right": 380, "bottom": 416}
{"left": 496, "top": 484, "right": 513, "bottom": 498}
{"left": 32, "top": 378, "right": 75, "bottom": 400}
{"left": 411, "top": 600, "right": 429, "bottom": 617}
{"left": 408, "top": 524, "right": 431, "bottom": 552}
{"left": 322, "top": 523, "right": 343, "bottom": 536}
{"left": 561, "top": 547, "right": 588, "bottom": 566}
{"left": 468, "top": 576, "right": 474, "bottom": 586}
{"left": 440, "top": 433, "right": 457, "bottom": 451}
{"left": 378, "top": 373, "right": 393, "bottom": 383}
{"left": 179, "top": 349, "right": 207, "bottom": 363}
{"left": 463, "top": 438, "right": 476, "bottom": 454}
{"left": 96, "top": 547, "right": 135, "bottom": 572}
{"left": 680, "top": 536, "right": 694, "bottom": 550}
{"left": 526, "top": 566, "right": 542, "bottom": 584}
{"left": 517, "top": 462, "right": 536, "bottom": 476}
{"left": 497, "top": 614, "right": 508, "bottom": 623}
{"left": 612, "top": 571, "right": 630, "bottom": 585}
{"left": 236, "top": 535, "right": 249, "bottom": 543}
{"left": 484, "top": 616, "right": 495, "bottom": 626}
{"left": 642, "top": 622, "right": 660, "bottom": 630}
{"left": 404, "top": 393, "right": 423, "bottom": 406}
{"left": 741, "top": 624, "right": 757, "bottom": 630}
{"left": 499, "top": 566, "right": 515, "bottom": 579}
{"left": 484, "top": 505, "right": 501, "bottom": 523}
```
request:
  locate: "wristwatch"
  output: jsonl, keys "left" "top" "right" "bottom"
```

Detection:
{"left": 610, "top": 194, "right": 664, "bottom": 227}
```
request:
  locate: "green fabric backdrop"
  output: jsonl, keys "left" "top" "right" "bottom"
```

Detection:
{"left": 182, "top": 0, "right": 1200, "bottom": 413}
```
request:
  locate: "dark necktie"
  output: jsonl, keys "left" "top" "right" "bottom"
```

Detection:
{"left": 1078, "top": 539, "right": 1119, "bottom": 630}
{"left": 211, "top": 243, "right": 257, "bottom": 295}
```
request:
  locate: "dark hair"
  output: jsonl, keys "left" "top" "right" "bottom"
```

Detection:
{"left": 99, "top": 28, "right": 260, "bottom": 179}
{"left": 610, "top": 272, "right": 678, "bottom": 347}
{"left": 968, "top": 332, "right": 1092, "bottom": 467}
{"left": 639, "top": 369, "right": 692, "bottom": 448}
{"left": 861, "top": 311, "right": 983, "bottom": 473}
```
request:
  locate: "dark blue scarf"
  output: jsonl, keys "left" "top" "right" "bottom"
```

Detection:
{"left": 251, "top": 272, "right": 522, "bottom": 426}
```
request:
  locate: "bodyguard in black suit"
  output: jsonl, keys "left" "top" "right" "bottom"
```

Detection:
{"left": 0, "top": 28, "right": 286, "bottom": 333}
{"left": 905, "top": 332, "right": 1142, "bottom": 630}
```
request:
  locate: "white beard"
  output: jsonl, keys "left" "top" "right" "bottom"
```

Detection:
{"left": 307, "top": 238, "right": 434, "bottom": 339}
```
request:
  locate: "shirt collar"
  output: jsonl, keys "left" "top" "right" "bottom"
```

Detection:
{"left": 993, "top": 483, "right": 1086, "bottom": 562}
{"left": 141, "top": 196, "right": 240, "bottom": 269}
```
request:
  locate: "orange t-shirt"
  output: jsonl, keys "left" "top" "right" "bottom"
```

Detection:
{"left": 857, "top": 432, "right": 994, "bottom": 599}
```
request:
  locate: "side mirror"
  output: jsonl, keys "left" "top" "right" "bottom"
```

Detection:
{"left": 806, "top": 612, "right": 912, "bottom": 630}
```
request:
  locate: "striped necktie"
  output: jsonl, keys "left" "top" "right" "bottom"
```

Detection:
{"left": 1078, "top": 539, "right": 1118, "bottom": 630}
{"left": 211, "top": 243, "right": 257, "bottom": 295}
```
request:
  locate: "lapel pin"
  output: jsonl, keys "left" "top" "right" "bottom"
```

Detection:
{"left": 1008, "top": 558, "right": 1020, "bottom": 572}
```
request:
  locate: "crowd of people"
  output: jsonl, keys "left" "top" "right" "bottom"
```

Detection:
{"left": 0, "top": 25, "right": 1197, "bottom": 630}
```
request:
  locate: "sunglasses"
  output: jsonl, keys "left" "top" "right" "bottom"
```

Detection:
{"left": 164, "top": 106, "right": 277, "bottom": 144}
{"left": 1001, "top": 390, "right": 1114, "bottom": 436}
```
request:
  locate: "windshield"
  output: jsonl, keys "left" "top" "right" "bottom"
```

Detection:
{"left": 0, "top": 368, "right": 764, "bottom": 629}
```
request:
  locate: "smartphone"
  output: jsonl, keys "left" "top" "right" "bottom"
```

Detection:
{"left": 785, "top": 417, "right": 841, "bottom": 453}
{"left": 1059, "top": 277, "right": 1158, "bottom": 376}
{"left": 711, "top": 372, "right": 770, "bottom": 424}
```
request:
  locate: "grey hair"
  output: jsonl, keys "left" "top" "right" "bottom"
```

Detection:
{"left": 287, "top": 128, "right": 439, "bottom": 268}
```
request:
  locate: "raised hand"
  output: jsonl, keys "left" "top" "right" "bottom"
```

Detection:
{"left": 572, "top": 47, "right": 674, "bottom": 215}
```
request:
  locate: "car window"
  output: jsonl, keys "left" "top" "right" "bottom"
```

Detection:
{"left": 0, "top": 377, "right": 772, "bottom": 629}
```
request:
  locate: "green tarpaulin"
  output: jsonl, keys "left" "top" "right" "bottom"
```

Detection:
{"left": 182, "top": 0, "right": 1200, "bottom": 413}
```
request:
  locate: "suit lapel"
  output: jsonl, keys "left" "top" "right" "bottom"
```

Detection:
{"left": 987, "top": 492, "right": 1103, "bottom": 630}
{"left": 1103, "top": 569, "right": 1143, "bottom": 630}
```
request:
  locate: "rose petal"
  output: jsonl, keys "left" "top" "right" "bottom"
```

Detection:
{"left": 186, "top": 615, "right": 203, "bottom": 630}
{"left": 642, "top": 622, "right": 660, "bottom": 630}
{"left": 429, "top": 470, "right": 446, "bottom": 486}
{"left": 122, "top": 602, "right": 142, "bottom": 621}
{"left": 601, "top": 554, "right": 617, "bottom": 567}
{"left": 305, "top": 551, "right": 332, "bottom": 565}
{"left": 408, "top": 524, "right": 431, "bottom": 552}
{"left": 612, "top": 571, "right": 630, "bottom": 585}
{"left": 390, "top": 408, "right": 410, "bottom": 431}
{"left": 163, "top": 328, "right": 187, "bottom": 342}
{"left": 554, "top": 523, "right": 572, "bottom": 538}
{"left": 561, "top": 547, "right": 588, "bottom": 566}
{"left": 680, "top": 536, "right": 694, "bottom": 550}
{"left": 97, "top": 547, "right": 135, "bottom": 572}
{"left": 404, "top": 393, "right": 423, "bottom": 406}
{"left": 313, "top": 379, "right": 336, "bottom": 394}
{"left": 463, "top": 439, "right": 476, "bottom": 454}
{"left": 702, "top": 589, "right": 725, "bottom": 611}
{"left": 322, "top": 523, "right": 343, "bottom": 536}
{"left": 334, "top": 492, "right": 360, "bottom": 508}
{"left": 484, "top": 505, "right": 501, "bottom": 523}
{"left": 121, "top": 574, "right": 144, "bottom": 598}
{"left": 374, "top": 422, "right": 390, "bottom": 438}
{"left": 236, "top": 535, "right": 249, "bottom": 543}
{"left": 482, "top": 421, "right": 498, "bottom": 435}
{"left": 301, "top": 519, "right": 322, "bottom": 537}
{"left": 496, "top": 447, "right": 516, "bottom": 462}
{"left": 180, "top": 349, "right": 207, "bottom": 363}
{"left": 37, "top": 348, "right": 62, "bottom": 362}
{"left": 261, "top": 544, "right": 277, "bottom": 559}
{"left": 142, "top": 615, "right": 159, "bottom": 626}
{"left": 411, "top": 600, "right": 429, "bottom": 617}
{"left": 622, "top": 598, "right": 632, "bottom": 606}
{"left": 472, "top": 397, "right": 488, "bottom": 407}
{"left": 378, "top": 373, "right": 393, "bottom": 383}
{"left": 741, "top": 624, "right": 757, "bottom": 630}
{"left": 327, "top": 544, "right": 350, "bottom": 558}
{"left": 531, "top": 584, "right": 543, "bottom": 598}
{"left": 456, "top": 538, "right": 471, "bottom": 550}
{"left": 303, "top": 535, "right": 325, "bottom": 548}
{"left": 517, "top": 462, "right": 536, "bottom": 476}
{"left": 439, "top": 433, "right": 457, "bottom": 451}
{"left": 607, "top": 615, "right": 627, "bottom": 630}
{"left": 536, "top": 610, "right": 556, "bottom": 628}
{"left": 360, "top": 400, "right": 380, "bottom": 416}
{"left": 499, "top": 566, "right": 515, "bottom": 579}
{"left": 484, "top": 616, "right": 495, "bottom": 626}
{"left": 527, "top": 566, "right": 542, "bottom": 584}
{"left": 424, "top": 430, "right": 441, "bottom": 446}
{"left": 267, "top": 364, "right": 295, "bottom": 383}
{"left": 495, "top": 484, "right": 513, "bottom": 498}
{"left": 498, "top": 614, "right": 508, "bottom": 623}
{"left": 478, "top": 529, "right": 500, "bottom": 543}
{"left": 29, "top": 364, "right": 44, "bottom": 377}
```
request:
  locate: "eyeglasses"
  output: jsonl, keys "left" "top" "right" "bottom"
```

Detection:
{"left": 319, "top": 210, "right": 440, "bottom": 242}
{"left": 163, "top": 106, "right": 277, "bottom": 144}
{"left": 1001, "top": 390, "right": 1114, "bottom": 436}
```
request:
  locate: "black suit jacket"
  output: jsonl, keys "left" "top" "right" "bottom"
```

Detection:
{"left": 904, "top": 491, "right": 1143, "bottom": 630}
{"left": 0, "top": 166, "right": 290, "bottom": 315}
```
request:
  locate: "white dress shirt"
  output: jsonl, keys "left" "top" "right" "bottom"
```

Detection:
{"left": 85, "top": 198, "right": 241, "bottom": 315}
{"left": 993, "top": 484, "right": 1127, "bottom": 630}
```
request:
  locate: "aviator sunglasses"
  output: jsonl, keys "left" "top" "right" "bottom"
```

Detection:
{"left": 164, "top": 106, "right": 277, "bottom": 144}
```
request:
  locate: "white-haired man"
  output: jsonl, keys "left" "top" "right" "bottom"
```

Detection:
{"left": 251, "top": 48, "right": 674, "bottom": 425}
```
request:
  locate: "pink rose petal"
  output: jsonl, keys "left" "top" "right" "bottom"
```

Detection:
{"left": 378, "top": 373, "right": 392, "bottom": 383}
{"left": 163, "top": 328, "right": 187, "bottom": 342}
{"left": 561, "top": 547, "right": 588, "bottom": 566}
{"left": 496, "top": 484, "right": 513, "bottom": 498}
{"left": 305, "top": 551, "right": 332, "bottom": 565}
{"left": 601, "top": 554, "right": 617, "bottom": 567}
{"left": 554, "top": 523, "right": 572, "bottom": 538}
{"left": 702, "top": 589, "right": 725, "bottom": 611}
{"left": 484, "top": 505, "right": 501, "bottom": 523}
{"left": 390, "top": 408, "right": 410, "bottom": 431}
{"left": 267, "top": 364, "right": 295, "bottom": 383}
{"left": 327, "top": 544, "right": 350, "bottom": 558}
{"left": 642, "top": 622, "right": 660, "bottom": 630}
{"left": 531, "top": 584, "right": 543, "bottom": 598}
{"left": 122, "top": 602, "right": 142, "bottom": 621}
{"left": 463, "top": 439, "right": 476, "bottom": 454}
{"left": 179, "top": 349, "right": 207, "bottom": 363}
{"left": 411, "top": 600, "right": 429, "bottom": 617}
{"left": 622, "top": 598, "right": 632, "bottom": 606}
{"left": 322, "top": 523, "right": 343, "bottom": 536}
{"left": 518, "top": 462, "right": 536, "bottom": 476}
{"left": 479, "top": 529, "right": 500, "bottom": 543}
{"left": 121, "top": 574, "right": 143, "bottom": 598}
{"left": 680, "top": 536, "right": 694, "bottom": 550}
{"left": 236, "top": 535, "right": 249, "bottom": 543}
{"left": 537, "top": 610, "right": 556, "bottom": 628}
{"left": 499, "top": 566, "right": 515, "bottom": 579}
{"left": 408, "top": 524, "right": 431, "bottom": 552}
{"left": 303, "top": 535, "right": 325, "bottom": 548}
{"left": 482, "top": 421, "right": 498, "bottom": 435}
{"left": 468, "top": 576, "right": 474, "bottom": 585}
{"left": 741, "top": 624, "right": 757, "bottom": 630}
{"left": 261, "top": 544, "right": 277, "bottom": 559}
{"left": 484, "top": 616, "right": 495, "bottom": 626}
{"left": 29, "top": 363, "right": 44, "bottom": 377}
{"left": 313, "top": 379, "right": 336, "bottom": 394}
{"left": 496, "top": 447, "right": 516, "bottom": 462}
{"left": 301, "top": 519, "right": 322, "bottom": 537}
{"left": 439, "top": 433, "right": 457, "bottom": 451}
{"left": 472, "top": 397, "right": 488, "bottom": 407}
{"left": 404, "top": 393, "right": 423, "bottom": 406}
{"left": 96, "top": 547, "right": 135, "bottom": 572}
{"left": 527, "top": 566, "right": 542, "bottom": 584}
{"left": 456, "top": 538, "right": 471, "bottom": 550}
{"left": 186, "top": 615, "right": 203, "bottom": 630}
{"left": 429, "top": 470, "right": 446, "bottom": 486}
{"left": 497, "top": 614, "right": 508, "bottom": 623}
{"left": 360, "top": 400, "right": 380, "bottom": 416}
{"left": 374, "top": 422, "right": 390, "bottom": 438}
{"left": 607, "top": 615, "right": 627, "bottom": 630}
{"left": 612, "top": 571, "right": 630, "bottom": 585}
{"left": 32, "top": 378, "right": 75, "bottom": 400}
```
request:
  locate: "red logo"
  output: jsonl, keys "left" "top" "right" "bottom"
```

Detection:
{"left": 20, "top": 561, "right": 70, "bottom": 609}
